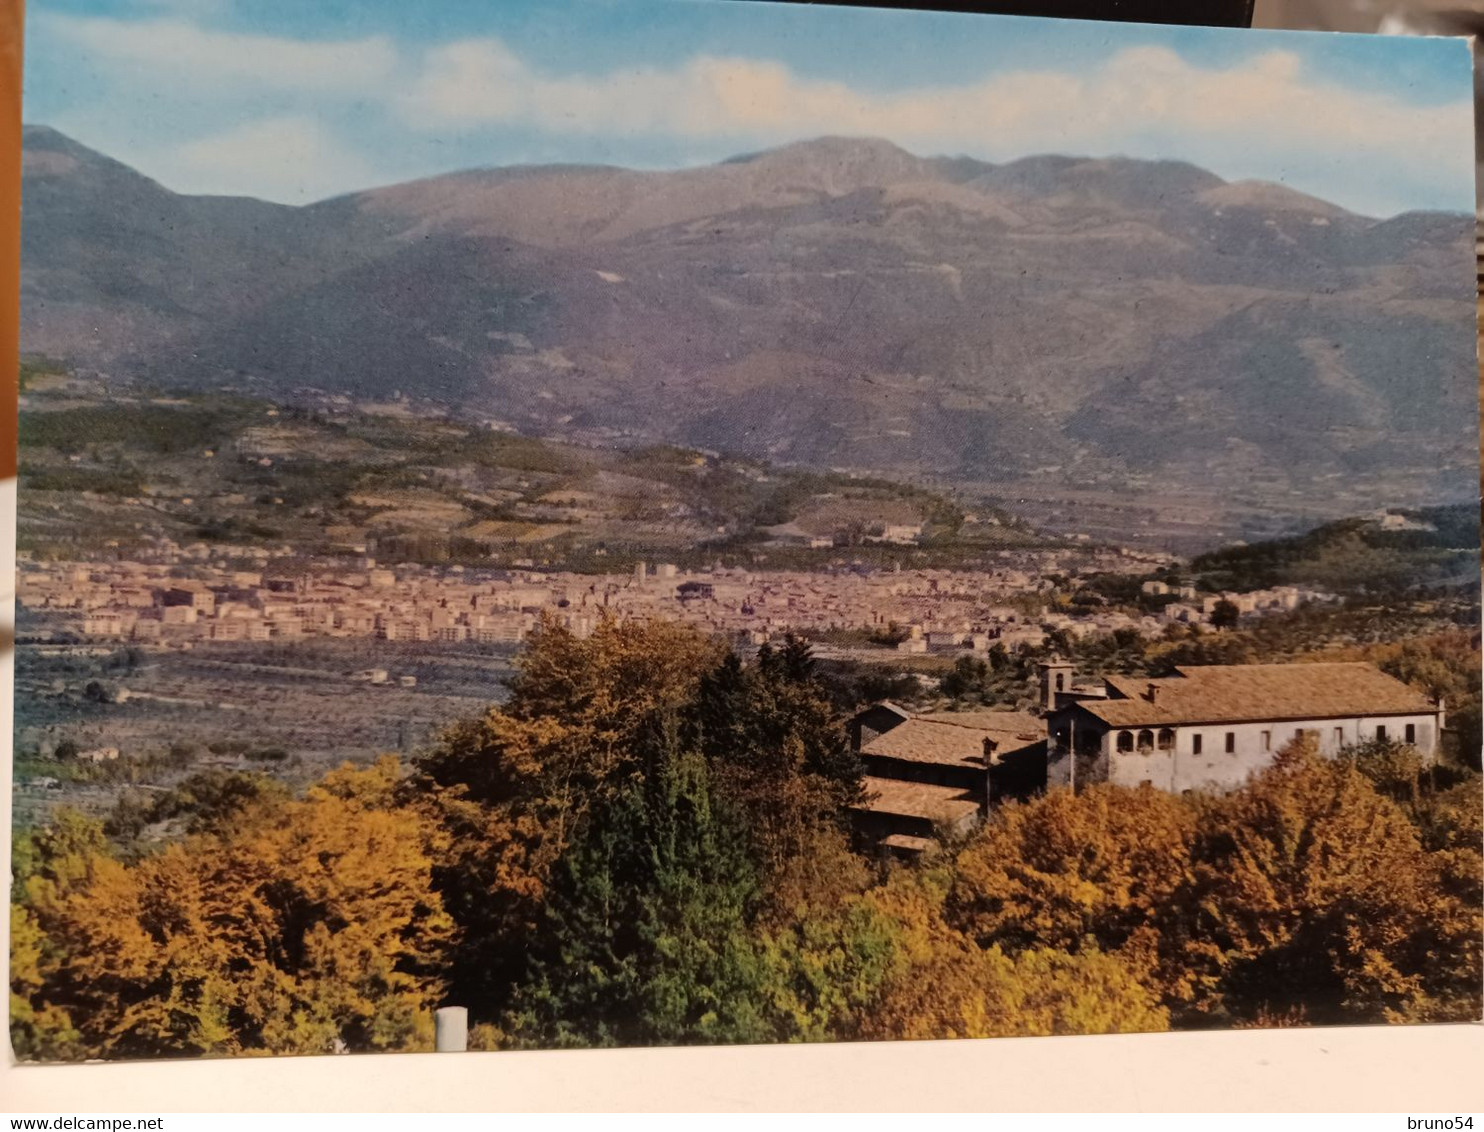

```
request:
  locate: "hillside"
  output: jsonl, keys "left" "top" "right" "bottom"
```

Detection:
{"left": 19, "top": 127, "right": 1478, "bottom": 534}
{"left": 1187, "top": 503, "right": 1482, "bottom": 594}
{"left": 15, "top": 385, "right": 1045, "bottom": 569}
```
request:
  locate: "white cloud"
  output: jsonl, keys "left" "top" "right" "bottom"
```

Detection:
{"left": 30, "top": 13, "right": 1472, "bottom": 215}
{"left": 41, "top": 14, "right": 397, "bottom": 95}
{"left": 400, "top": 38, "right": 1472, "bottom": 213}
{"left": 164, "top": 116, "right": 380, "bottom": 202}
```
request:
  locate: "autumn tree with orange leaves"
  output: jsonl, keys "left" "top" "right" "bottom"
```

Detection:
{"left": 1190, "top": 737, "right": 1481, "bottom": 1026}
{"left": 13, "top": 758, "right": 451, "bottom": 1059}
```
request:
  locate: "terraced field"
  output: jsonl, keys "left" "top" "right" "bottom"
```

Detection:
{"left": 16, "top": 381, "right": 1046, "bottom": 569}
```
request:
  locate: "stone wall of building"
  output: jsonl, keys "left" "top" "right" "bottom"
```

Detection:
{"left": 1103, "top": 713, "right": 1441, "bottom": 793}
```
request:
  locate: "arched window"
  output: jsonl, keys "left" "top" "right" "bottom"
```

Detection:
{"left": 1116, "top": 730, "right": 1134, "bottom": 752}
{"left": 1157, "top": 728, "right": 1174, "bottom": 751}
{"left": 1055, "top": 673, "right": 1066, "bottom": 691}
{"left": 1136, "top": 729, "right": 1154, "bottom": 752}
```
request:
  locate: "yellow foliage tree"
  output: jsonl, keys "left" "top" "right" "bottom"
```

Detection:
{"left": 1192, "top": 737, "right": 1476, "bottom": 1025}
{"left": 17, "top": 758, "right": 453, "bottom": 1060}
{"left": 945, "top": 783, "right": 1199, "bottom": 1002}
{"left": 859, "top": 868, "right": 1168, "bottom": 1041}
{"left": 10, "top": 809, "right": 114, "bottom": 1059}
{"left": 1414, "top": 780, "right": 1484, "bottom": 1020}
{"left": 10, "top": 902, "right": 82, "bottom": 1060}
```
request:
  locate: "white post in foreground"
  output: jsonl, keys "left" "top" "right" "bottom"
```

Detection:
{"left": 435, "top": 1006, "right": 469, "bottom": 1052}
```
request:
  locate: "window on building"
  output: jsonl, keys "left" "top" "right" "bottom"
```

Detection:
{"left": 1157, "top": 728, "right": 1174, "bottom": 751}
{"left": 1376, "top": 724, "right": 1388, "bottom": 742}
{"left": 1224, "top": 732, "right": 1236, "bottom": 754}
{"left": 1405, "top": 723, "right": 1416, "bottom": 745}
{"left": 1333, "top": 727, "right": 1343, "bottom": 747}
{"left": 1137, "top": 729, "right": 1154, "bottom": 752}
{"left": 1192, "top": 734, "right": 1203, "bottom": 755}
{"left": 1055, "top": 674, "right": 1065, "bottom": 691}
{"left": 1116, "top": 730, "right": 1133, "bottom": 752}
{"left": 1260, "top": 731, "right": 1271, "bottom": 752}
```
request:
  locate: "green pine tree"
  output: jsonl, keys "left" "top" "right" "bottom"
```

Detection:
{"left": 506, "top": 714, "right": 769, "bottom": 1047}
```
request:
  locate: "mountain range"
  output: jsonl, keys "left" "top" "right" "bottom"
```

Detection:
{"left": 19, "top": 124, "right": 1479, "bottom": 531}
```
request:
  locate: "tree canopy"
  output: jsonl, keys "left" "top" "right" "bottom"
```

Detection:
{"left": 11, "top": 617, "right": 1481, "bottom": 1058}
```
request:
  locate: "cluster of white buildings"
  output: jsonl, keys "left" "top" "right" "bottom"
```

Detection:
{"left": 1139, "top": 579, "right": 1336, "bottom": 626}
{"left": 16, "top": 536, "right": 1327, "bottom": 653}
{"left": 19, "top": 559, "right": 559, "bottom": 646}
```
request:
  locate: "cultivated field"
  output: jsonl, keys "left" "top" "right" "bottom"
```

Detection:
{"left": 12, "top": 636, "right": 517, "bottom": 824}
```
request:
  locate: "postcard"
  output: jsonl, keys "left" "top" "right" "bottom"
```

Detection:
{"left": 10, "top": 0, "right": 1480, "bottom": 1062}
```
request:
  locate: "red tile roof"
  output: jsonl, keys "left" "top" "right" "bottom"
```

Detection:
{"left": 1078, "top": 662, "right": 1437, "bottom": 727}
{"left": 858, "top": 776, "right": 981, "bottom": 824}
{"left": 861, "top": 711, "right": 1043, "bottom": 768}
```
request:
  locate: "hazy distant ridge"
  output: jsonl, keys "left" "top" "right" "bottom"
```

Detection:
{"left": 19, "top": 125, "right": 1477, "bottom": 507}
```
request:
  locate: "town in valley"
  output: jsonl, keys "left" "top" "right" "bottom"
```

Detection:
{"left": 15, "top": 437, "right": 1475, "bottom": 853}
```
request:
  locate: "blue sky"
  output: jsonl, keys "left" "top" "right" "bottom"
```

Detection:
{"left": 23, "top": 0, "right": 1476, "bottom": 216}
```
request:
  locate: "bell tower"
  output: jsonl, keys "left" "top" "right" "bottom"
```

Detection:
{"left": 1038, "top": 656, "right": 1074, "bottom": 713}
